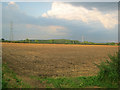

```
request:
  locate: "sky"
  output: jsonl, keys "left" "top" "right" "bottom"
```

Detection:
{"left": 2, "top": 2, "right": 118, "bottom": 43}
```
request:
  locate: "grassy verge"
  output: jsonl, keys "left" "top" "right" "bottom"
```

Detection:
{"left": 30, "top": 75, "right": 118, "bottom": 88}
{"left": 2, "top": 63, "right": 31, "bottom": 88}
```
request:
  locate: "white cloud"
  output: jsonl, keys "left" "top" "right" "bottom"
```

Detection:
{"left": 42, "top": 2, "right": 118, "bottom": 29}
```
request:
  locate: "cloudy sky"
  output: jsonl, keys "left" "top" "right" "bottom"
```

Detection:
{"left": 2, "top": 2, "right": 118, "bottom": 42}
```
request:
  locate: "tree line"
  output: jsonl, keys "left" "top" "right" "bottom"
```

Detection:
{"left": 0, "top": 38, "right": 118, "bottom": 45}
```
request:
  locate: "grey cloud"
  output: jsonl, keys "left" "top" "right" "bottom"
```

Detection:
{"left": 67, "top": 2, "right": 118, "bottom": 12}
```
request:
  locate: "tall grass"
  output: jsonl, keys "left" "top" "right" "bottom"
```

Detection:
{"left": 2, "top": 63, "right": 31, "bottom": 88}
{"left": 96, "top": 51, "right": 120, "bottom": 85}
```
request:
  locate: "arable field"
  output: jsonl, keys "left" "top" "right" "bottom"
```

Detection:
{"left": 2, "top": 43, "right": 118, "bottom": 88}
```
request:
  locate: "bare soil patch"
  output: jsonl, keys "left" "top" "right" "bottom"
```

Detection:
{"left": 2, "top": 43, "right": 118, "bottom": 77}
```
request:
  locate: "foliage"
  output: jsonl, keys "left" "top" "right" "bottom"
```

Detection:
{"left": 96, "top": 52, "right": 120, "bottom": 84}
{"left": 30, "top": 75, "right": 118, "bottom": 88}
{"left": 2, "top": 63, "right": 31, "bottom": 88}
{"left": 2, "top": 38, "right": 117, "bottom": 45}
{"left": 35, "top": 40, "right": 39, "bottom": 43}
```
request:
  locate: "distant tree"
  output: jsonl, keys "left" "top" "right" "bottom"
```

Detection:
{"left": 25, "top": 38, "right": 30, "bottom": 43}
{"left": 110, "top": 42, "right": 115, "bottom": 45}
{"left": 52, "top": 40, "right": 54, "bottom": 44}
{"left": 1, "top": 38, "right": 5, "bottom": 42}
{"left": 65, "top": 41, "right": 68, "bottom": 44}
{"left": 70, "top": 41, "right": 73, "bottom": 44}
{"left": 35, "top": 40, "right": 39, "bottom": 43}
{"left": 73, "top": 41, "right": 75, "bottom": 44}
{"left": 1, "top": 38, "right": 5, "bottom": 41}
{"left": 106, "top": 42, "right": 115, "bottom": 45}
{"left": 89, "top": 42, "right": 94, "bottom": 45}
{"left": 83, "top": 41, "right": 88, "bottom": 44}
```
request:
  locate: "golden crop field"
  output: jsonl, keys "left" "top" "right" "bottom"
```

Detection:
{"left": 2, "top": 43, "right": 118, "bottom": 78}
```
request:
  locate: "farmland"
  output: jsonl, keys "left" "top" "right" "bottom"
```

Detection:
{"left": 2, "top": 43, "right": 118, "bottom": 88}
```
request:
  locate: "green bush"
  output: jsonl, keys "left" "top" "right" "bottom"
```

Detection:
{"left": 96, "top": 51, "right": 120, "bottom": 83}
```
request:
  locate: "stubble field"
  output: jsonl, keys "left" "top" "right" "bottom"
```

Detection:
{"left": 2, "top": 43, "right": 118, "bottom": 78}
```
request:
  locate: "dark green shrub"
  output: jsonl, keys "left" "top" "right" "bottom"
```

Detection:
{"left": 96, "top": 52, "right": 120, "bottom": 83}
{"left": 2, "top": 79, "right": 8, "bottom": 88}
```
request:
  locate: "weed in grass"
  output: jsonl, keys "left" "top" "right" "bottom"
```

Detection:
{"left": 2, "top": 63, "right": 31, "bottom": 88}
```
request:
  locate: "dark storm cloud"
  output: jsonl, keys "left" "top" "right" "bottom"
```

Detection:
{"left": 67, "top": 2, "right": 118, "bottom": 12}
